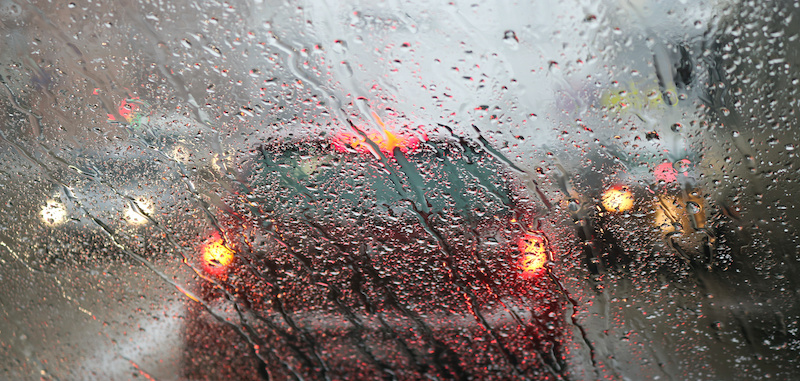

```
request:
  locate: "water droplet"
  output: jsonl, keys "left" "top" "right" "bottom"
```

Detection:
{"left": 332, "top": 39, "right": 348, "bottom": 54}
{"left": 686, "top": 201, "right": 702, "bottom": 215}
{"left": 567, "top": 199, "right": 580, "bottom": 212}
{"left": 503, "top": 30, "right": 519, "bottom": 49}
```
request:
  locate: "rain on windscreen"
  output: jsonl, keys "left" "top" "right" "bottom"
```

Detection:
{"left": 0, "top": 0, "right": 799, "bottom": 380}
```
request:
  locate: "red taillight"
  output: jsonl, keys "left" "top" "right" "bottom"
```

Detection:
{"left": 519, "top": 232, "right": 548, "bottom": 278}
{"left": 201, "top": 234, "right": 235, "bottom": 276}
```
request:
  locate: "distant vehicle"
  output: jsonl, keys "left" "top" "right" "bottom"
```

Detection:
{"left": 556, "top": 35, "right": 736, "bottom": 276}
{"left": 564, "top": 146, "right": 725, "bottom": 276}
{"left": 32, "top": 102, "right": 228, "bottom": 267}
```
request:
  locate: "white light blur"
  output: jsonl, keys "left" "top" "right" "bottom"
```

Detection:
{"left": 40, "top": 199, "right": 67, "bottom": 226}
{"left": 171, "top": 144, "right": 191, "bottom": 164}
{"left": 125, "top": 197, "right": 155, "bottom": 226}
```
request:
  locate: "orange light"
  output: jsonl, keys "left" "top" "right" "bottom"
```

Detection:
{"left": 202, "top": 235, "right": 234, "bottom": 276}
{"left": 333, "top": 113, "right": 424, "bottom": 155}
{"left": 601, "top": 185, "right": 634, "bottom": 213}
{"left": 519, "top": 232, "right": 548, "bottom": 278}
{"left": 334, "top": 129, "right": 421, "bottom": 155}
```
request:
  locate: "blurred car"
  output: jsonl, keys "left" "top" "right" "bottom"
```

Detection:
{"left": 566, "top": 149, "right": 724, "bottom": 275}
{"left": 30, "top": 100, "right": 231, "bottom": 268}
{"left": 32, "top": 147, "right": 171, "bottom": 266}
{"left": 556, "top": 41, "right": 739, "bottom": 279}
{"left": 180, "top": 126, "right": 569, "bottom": 380}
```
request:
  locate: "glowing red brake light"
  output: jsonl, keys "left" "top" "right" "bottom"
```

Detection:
{"left": 201, "top": 234, "right": 235, "bottom": 276}
{"left": 519, "top": 232, "right": 548, "bottom": 278}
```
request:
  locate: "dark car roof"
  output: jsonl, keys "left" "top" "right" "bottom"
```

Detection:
{"left": 243, "top": 138, "right": 520, "bottom": 224}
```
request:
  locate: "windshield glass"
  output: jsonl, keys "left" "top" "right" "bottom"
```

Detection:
{"left": 1, "top": 0, "right": 799, "bottom": 379}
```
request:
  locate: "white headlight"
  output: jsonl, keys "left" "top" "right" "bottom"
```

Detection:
{"left": 125, "top": 197, "right": 155, "bottom": 225}
{"left": 40, "top": 199, "right": 67, "bottom": 226}
{"left": 171, "top": 144, "right": 191, "bottom": 164}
